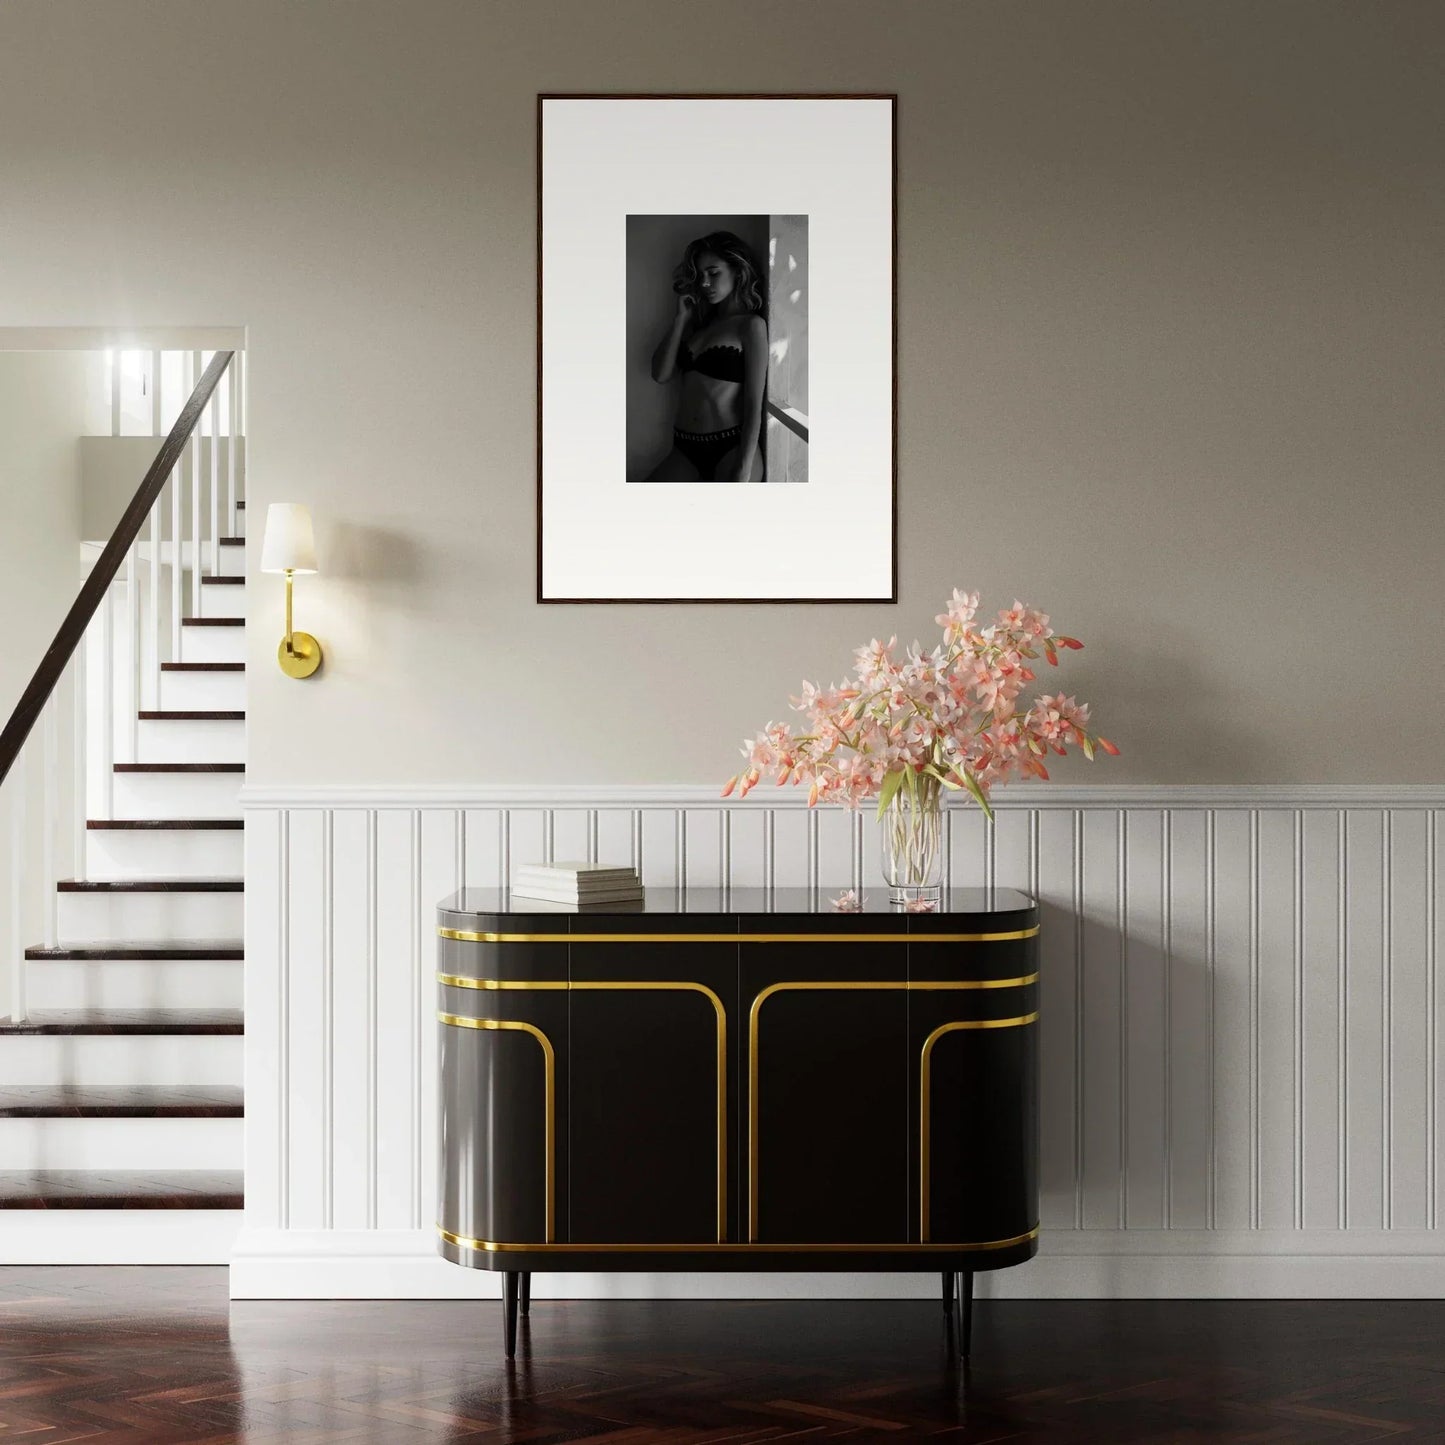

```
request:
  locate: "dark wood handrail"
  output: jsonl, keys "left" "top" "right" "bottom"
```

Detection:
{"left": 0, "top": 350, "right": 235, "bottom": 791}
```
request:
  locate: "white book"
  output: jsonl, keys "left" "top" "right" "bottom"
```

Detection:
{"left": 511, "top": 885, "right": 645, "bottom": 905}
{"left": 513, "top": 869, "right": 640, "bottom": 893}
{"left": 514, "top": 861, "right": 638, "bottom": 883}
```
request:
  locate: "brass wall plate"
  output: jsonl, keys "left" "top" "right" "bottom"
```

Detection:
{"left": 278, "top": 631, "right": 322, "bottom": 679}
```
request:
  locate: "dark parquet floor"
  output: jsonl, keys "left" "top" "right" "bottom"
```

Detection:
{"left": 1, "top": 1267, "right": 1444, "bottom": 1441}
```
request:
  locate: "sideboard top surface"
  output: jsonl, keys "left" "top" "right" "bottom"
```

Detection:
{"left": 437, "top": 886, "right": 1037, "bottom": 932}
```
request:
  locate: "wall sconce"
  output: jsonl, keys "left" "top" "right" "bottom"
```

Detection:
{"left": 260, "top": 503, "right": 323, "bottom": 679}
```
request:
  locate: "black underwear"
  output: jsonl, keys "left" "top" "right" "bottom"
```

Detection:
{"left": 673, "top": 426, "right": 741, "bottom": 481}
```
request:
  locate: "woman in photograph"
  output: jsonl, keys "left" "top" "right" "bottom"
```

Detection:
{"left": 647, "top": 231, "right": 768, "bottom": 482}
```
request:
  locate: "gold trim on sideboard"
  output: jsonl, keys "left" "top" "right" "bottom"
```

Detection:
{"left": 438, "top": 926, "right": 1039, "bottom": 945}
{"left": 437, "top": 978, "right": 728, "bottom": 1243}
{"left": 919, "top": 1013, "right": 1040, "bottom": 1241}
{"left": 438, "top": 1223, "right": 1040, "bottom": 1254}
{"left": 746, "top": 981, "right": 1039, "bottom": 1242}
{"left": 436, "top": 1012, "right": 555, "bottom": 1243}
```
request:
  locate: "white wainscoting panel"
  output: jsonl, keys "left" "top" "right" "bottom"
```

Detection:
{"left": 234, "top": 785, "right": 1445, "bottom": 1299}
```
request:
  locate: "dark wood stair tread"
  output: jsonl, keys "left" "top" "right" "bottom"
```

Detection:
{"left": 57, "top": 878, "right": 242, "bottom": 892}
{"left": 200, "top": 575, "right": 245, "bottom": 585}
{"left": 219, "top": 536, "right": 245, "bottom": 546}
{"left": 0, "top": 1170, "right": 243, "bottom": 1209}
{"left": 137, "top": 711, "right": 245, "bottom": 721}
{"left": 114, "top": 763, "right": 244, "bottom": 773}
{"left": 182, "top": 617, "right": 243, "bottom": 627}
{"left": 25, "top": 942, "right": 243, "bottom": 960}
{"left": 0, "top": 1009, "right": 243, "bottom": 1036}
{"left": 88, "top": 819, "right": 242, "bottom": 830}
{"left": 0, "top": 1085, "right": 243, "bottom": 1117}
{"left": 161, "top": 662, "right": 245, "bottom": 672}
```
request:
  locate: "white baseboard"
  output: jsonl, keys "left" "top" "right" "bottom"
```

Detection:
{"left": 0, "top": 1211, "right": 242, "bottom": 1264}
{"left": 227, "top": 1228, "right": 1445, "bottom": 1300}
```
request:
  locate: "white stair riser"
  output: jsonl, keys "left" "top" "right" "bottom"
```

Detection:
{"left": 58, "top": 891, "right": 243, "bottom": 945}
{"left": 0, "top": 1035, "right": 242, "bottom": 1087}
{"left": 199, "top": 585, "right": 246, "bottom": 620}
{"left": 112, "top": 771, "right": 241, "bottom": 819}
{"left": 137, "top": 717, "right": 245, "bottom": 764}
{"left": 86, "top": 830, "right": 243, "bottom": 880}
{"left": 180, "top": 626, "right": 245, "bottom": 665}
{"left": 0, "top": 1117, "right": 241, "bottom": 1170}
{"left": 159, "top": 671, "right": 246, "bottom": 711}
{"left": 25, "top": 961, "right": 242, "bottom": 1011}
{"left": 217, "top": 546, "right": 245, "bottom": 578}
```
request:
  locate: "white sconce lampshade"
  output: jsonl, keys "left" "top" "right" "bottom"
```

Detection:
{"left": 261, "top": 503, "right": 319, "bottom": 574}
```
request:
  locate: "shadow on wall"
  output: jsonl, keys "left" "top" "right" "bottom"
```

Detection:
{"left": 625, "top": 214, "right": 770, "bottom": 482}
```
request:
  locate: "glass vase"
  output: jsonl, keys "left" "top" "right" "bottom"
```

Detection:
{"left": 879, "top": 781, "right": 944, "bottom": 907}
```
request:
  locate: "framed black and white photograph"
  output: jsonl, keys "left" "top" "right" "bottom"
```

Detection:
{"left": 538, "top": 94, "right": 895, "bottom": 603}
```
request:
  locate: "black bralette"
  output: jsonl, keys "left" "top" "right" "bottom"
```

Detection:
{"left": 679, "top": 343, "right": 745, "bottom": 383}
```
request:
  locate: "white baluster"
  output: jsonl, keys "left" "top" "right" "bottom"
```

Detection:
{"left": 9, "top": 744, "right": 27, "bottom": 1023}
{"left": 191, "top": 350, "right": 203, "bottom": 616}
{"left": 238, "top": 348, "right": 247, "bottom": 508}
{"left": 126, "top": 543, "right": 139, "bottom": 762}
{"left": 42, "top": 697, "right": 57, "bottom": 950}
{"left": 149, "top": 497, "right": 161, "bottom": 708}
{"left": 101, "top": 581, "right": 114, "bottom": 820}
{"left": 228, "top": 356, "right": 239, "bottom": 528}
{"left": 73, "top": 629, "right": 87, "bottom": 884}
{"left": 171, "top": 454, "right": 183, "bottom": 664}
{"left": 209, "top": 389, "right": 219, "bottom": 577}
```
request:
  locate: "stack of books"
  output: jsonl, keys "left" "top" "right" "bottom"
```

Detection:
{"left": 510, "top": 862, "right": 644, "bottom": 909}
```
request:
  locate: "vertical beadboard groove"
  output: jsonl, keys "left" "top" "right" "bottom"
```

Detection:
{"left": 1073, "top": 808, "right": 1084, "bottom": 1231}
{"left": 588, "top": 808, "right": 599, "bottom": 864}
{"left": 321, "top": 809, "right": 334, "bottom": 1230}
{"left": 1294, "top": 808, "right": 1305, "bottom": 1231}
{"left": 1249, "top": 809, "right": 1260, "bottom": 1230}
{"left": 410, "top": 809, "right": 421, "bottom": 1230}
{"left": 1383, "top": 810, "right": 1393, "bottom": 1229}
{"left": 365, "top": 807, "right": 378, "bottom": 1231}
{"left": 277, "top": 811, "right": 291, "bottom": 1229}
{"left": 1163, "top": 807, "right": 1173, "bottom": 1228}
{"left": 1338, "top": 809, "right": 1349, "bottom": 1230}
{"left": 1206, "top": 808, "right": 1217, "bottom": 1230}
{"left": 1429, "top": 810, "right": 1439, "bottom": 1232}
{"left": 1117, "top": 809, "right": 1128, "bottom": 1230}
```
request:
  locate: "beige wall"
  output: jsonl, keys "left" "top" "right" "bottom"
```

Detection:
{"left": 1, "top": 0, "right": 1441, "bottom": 785}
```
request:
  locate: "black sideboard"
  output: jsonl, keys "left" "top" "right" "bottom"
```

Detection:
{"left": 435, "top": 886, "right": 1039, "bottom": 1357}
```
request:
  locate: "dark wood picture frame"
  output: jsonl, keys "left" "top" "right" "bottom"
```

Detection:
{"left": 536, "top": 93, "right": 898, "bottom": 605}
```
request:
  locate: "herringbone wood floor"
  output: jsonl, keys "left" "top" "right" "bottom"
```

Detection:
{"left": 1, "top": 1268, "right": 1444, "bottom": 1441}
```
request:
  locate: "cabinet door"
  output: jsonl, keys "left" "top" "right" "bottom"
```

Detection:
{"left": 908, "top": 934, "right": 1039, "bottom": 1245}
{"left": 743, "top": 937, "right": 909, "bottom": 1244}
{"left": 568, "top": 930, "right": 738, "bottom": 1244}
{"left": 437, "top": 930, "right": 569, "bottom": 1248}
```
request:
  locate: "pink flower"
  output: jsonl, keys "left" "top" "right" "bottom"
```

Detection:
{"left": 904, "top": 896, "right": 939, "bottom": 913}
{"left": 722, "top": 588, "right": 1113, "bottom": 810}
{"left": 831, "top": 889, "right": 863, "bottom": 912}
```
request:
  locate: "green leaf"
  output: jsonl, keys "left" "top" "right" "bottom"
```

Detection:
{"left": 924, "top": 764, "right": 963, "bottom": 790}
{"left": 1081, "top": 735, "right": 1095, "bottom": 762}
{"left": 957, "top": 768, "right": 995, "bottom": 823}
{"left": 875, "top": 767, "right": 906, "bottom": 822}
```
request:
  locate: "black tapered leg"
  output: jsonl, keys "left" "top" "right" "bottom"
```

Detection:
{"left": 520, "top": 1272, "right": 531, "bottom": 1318}
{"left": 941, "top": 1271, "right": 954, "bottom": 1316}
{"left": 959, "top": 1270, "right": 974, "bottom": 1359}
{"left": 502, "top": 1271, "right": 519, "bottom": 1359}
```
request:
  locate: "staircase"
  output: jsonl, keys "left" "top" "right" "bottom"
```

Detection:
{"left": 0, "top": 352, "right": 245, "bottom": 1262}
